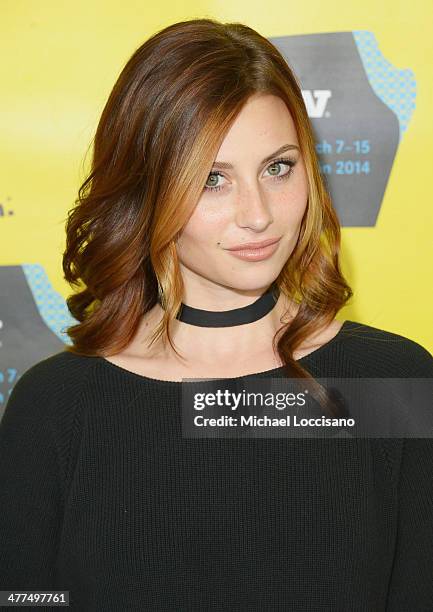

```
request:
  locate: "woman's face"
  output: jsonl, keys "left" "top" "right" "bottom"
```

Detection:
{"left": 176, "top": 93, "right": 309, "bottom": 297}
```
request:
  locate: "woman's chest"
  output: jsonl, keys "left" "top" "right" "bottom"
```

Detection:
{"left": 57, "top": 421, "right": 398, "bottom": 608}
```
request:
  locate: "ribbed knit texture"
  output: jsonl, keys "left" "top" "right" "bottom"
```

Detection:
{"left": 0, "top": 319, "right": 432, "bottom": 611}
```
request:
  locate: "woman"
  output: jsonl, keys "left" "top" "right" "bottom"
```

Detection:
{"left": 1, "top": 18, "right": 432, "bottom": 611}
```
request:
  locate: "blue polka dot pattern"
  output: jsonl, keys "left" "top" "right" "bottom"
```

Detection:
{"left": 353, "top": 31, "right": 416, "bottom": 139}
{"left": 22, "top": 263, "right": 75, "bottom": 345}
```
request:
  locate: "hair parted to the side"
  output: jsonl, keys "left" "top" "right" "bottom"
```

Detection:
{"left": 62, "top": 18, "right": 353, "bottom": 415}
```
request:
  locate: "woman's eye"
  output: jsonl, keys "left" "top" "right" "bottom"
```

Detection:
{"left": 265, "top": 159, "right": 295, "bottom": 180}
{"left": 204, "top": 158, "right": 296, "bottom": 193}
{"left": 204, "top": 171, "right": 225, "bottom": 192}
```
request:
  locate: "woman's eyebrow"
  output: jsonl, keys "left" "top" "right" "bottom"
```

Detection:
{"left": 212, "top": 143, "right": 300, "bottom": 170}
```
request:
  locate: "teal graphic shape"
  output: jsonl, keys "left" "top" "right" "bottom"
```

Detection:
{"left": 353, "top": 30, "right": 416, "bottom": 138}
{"left": 22, "top": 263, "right": 75, "bottom": 345}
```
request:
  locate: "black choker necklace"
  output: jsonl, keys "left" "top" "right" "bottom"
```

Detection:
{"left": 158, "top": 284, "right": 280, "bottom": 328}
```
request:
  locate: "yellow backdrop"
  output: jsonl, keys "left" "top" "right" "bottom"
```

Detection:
{"left": 1, "top": 1, "right": 432, "bottom": 358}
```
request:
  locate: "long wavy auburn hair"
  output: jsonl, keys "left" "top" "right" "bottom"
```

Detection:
{"left": 62, "top": 18, "right": 353, "bottom": 416}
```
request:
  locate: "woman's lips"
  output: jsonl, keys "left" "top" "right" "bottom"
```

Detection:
{"left": 225, "top": 238, "right": 281, "bottom": 261}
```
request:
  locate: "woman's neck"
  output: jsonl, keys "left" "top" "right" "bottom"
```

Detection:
{"left": 131, "top": 293, "right": 299, "bottom": 365}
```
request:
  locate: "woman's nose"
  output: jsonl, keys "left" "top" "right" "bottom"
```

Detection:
{"left": 235, "top": 183, "right": 274, "bottom": 231}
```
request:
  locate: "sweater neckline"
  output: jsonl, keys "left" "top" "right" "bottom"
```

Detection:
{"left": 98, "top": 319, "right": 352, "bottom": 386}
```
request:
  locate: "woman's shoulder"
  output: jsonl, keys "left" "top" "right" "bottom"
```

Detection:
{"left": 13, "top": 349, "right": 97, "bottom": 390}
{"left": 3, "top": 349, "right": 99, "bottom": 420}
{"left": 339, "top": 319, "right": 433, "bottom": 377}
{"left": 0, "top": 350, "right": 100, "bottom": 513}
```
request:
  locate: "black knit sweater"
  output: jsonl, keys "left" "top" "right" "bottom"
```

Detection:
{"left": 1, "top": 320, "right": 432, "bottom": 611}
